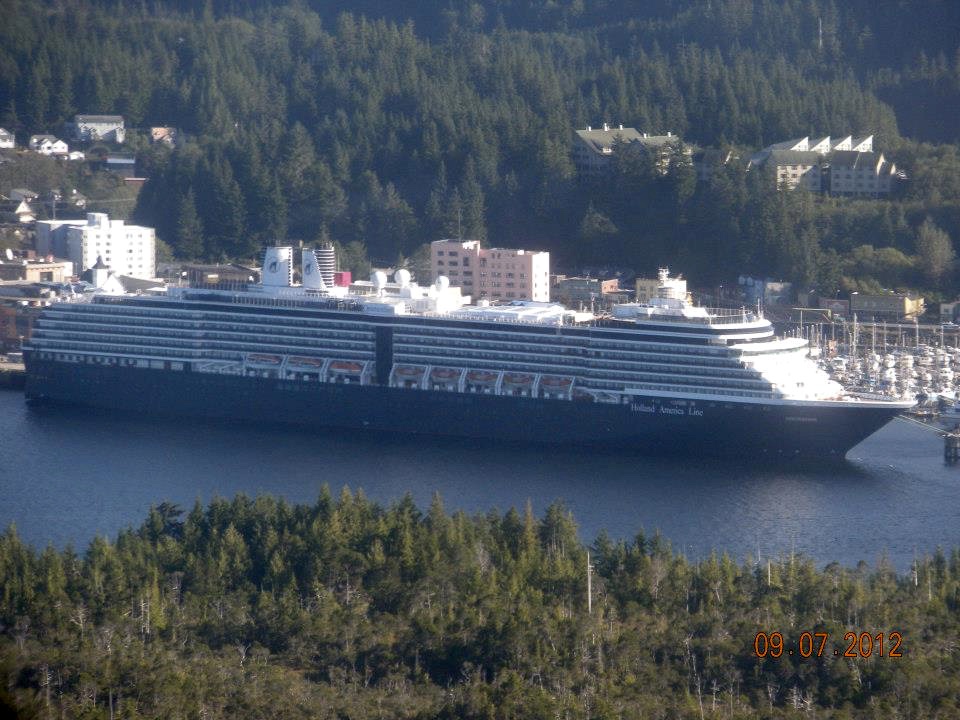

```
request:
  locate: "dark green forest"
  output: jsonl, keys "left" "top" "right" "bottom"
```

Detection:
{"left": 2, "top": 0, "right": 960, "bottom": 294}
{"left": 1, "top": 492, "right": 958, "bottom": 718}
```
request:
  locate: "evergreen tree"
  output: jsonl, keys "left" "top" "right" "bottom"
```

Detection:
{"left": 174, "top": 188, "right": 204, "bottom": 259}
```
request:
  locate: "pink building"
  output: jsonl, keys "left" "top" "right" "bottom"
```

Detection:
{"left": 430, "top": 240, "right": 550, "bottom": 302}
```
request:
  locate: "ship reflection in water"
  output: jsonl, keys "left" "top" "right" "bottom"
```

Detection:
{"left": 1, "top": 392, "right": 955, "bottom": 572}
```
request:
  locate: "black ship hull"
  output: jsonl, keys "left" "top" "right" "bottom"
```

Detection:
{"left": 24, "top": 356, "right": 901, "bottom": 459}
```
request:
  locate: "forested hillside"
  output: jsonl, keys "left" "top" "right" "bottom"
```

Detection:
{"left": 2, "top": 492, "right": 959, "bottom": 718}
{"left": 2, "top": 0, "right": 959, "bottom": 294}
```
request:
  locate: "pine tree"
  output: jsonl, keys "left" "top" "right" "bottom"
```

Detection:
{"left": 175, "top": 189, "right": 204, "bottom": 259}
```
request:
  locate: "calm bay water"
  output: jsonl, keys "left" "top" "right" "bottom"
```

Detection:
{"left": 2, "top": 390, "right": 957, "bottom": 570}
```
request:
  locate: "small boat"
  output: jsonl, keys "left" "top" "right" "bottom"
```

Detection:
{"left": 247, "top": 353, "right": 282, "bottom": 365}
{"left": 329, "top": 360, "right": 363, "bottom": 373}
{"left": 502, "top": 373, "right": 534, "bottom": 386}
{"left": 466, "top": 370, "right": 498, "bottom": 383}
{"left": 540, "top": 375, "right": 573, "bottom": 389}
{"left": 430, "top": 367, "right": 460, "bottom": 380}
{"left": 395, "top": 364, "right": 426, "bottom": 377}
{"left": 287, "top": 356, "right": 325, "bottom": 368}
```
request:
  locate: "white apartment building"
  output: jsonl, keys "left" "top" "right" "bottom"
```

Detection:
{"left": 431, "top": 239, "right": 550, "bottom": 302}
{"left": 36, "top": 213, "right": 156, "bottom": 279}
{"left": 828, "top": 151, "right": 897, "bottom": 197}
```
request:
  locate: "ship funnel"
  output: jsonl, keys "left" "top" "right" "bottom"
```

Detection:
{"left": 302, "top": 248, "right": 328, "bottom": 291}
{"left": 262, "top": 247, "right": 294, "bottom": 287}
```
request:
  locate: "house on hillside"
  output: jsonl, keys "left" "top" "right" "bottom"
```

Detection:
{"left": 573, "top": 124, "right": 684, "bottom": 179}
{"left": 0, "top": 128, "right": 14, "bottom": 149}
{"left": 29, "top": 135, "right": 69, "bottom": 156}
{"left": 150, "top": 126, "right": 180, "bottom": 146}
{"left": 10, "top": 189, "right": 39, "bottom": 204}
{"left": 748, "top": 134, "right": 882, "bottom": 194}
{"left": 69, "top": 114, "right": 125, "bottom": 143}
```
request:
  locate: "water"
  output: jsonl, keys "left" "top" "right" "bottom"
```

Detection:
{"left": 2, "top": 390, "right": 957, "bottom": 570}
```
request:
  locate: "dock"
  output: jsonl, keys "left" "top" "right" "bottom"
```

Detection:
{"left": 0, "top": 362, "right": 25, "bottom": 390}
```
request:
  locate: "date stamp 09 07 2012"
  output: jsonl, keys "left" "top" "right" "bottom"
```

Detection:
{"left": 753, "top": 631, "right": 903, "bottom": 659}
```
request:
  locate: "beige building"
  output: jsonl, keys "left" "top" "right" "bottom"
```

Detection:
{"left": 635, "top": 270, "right": 687, "bottom": 304}
{"left": 573, "top": 124, "right": 681, "bottom": 178}
{"left": 850, "top": 292, "right": 924, "bottom": 320}
{"left": 827, "top": 151, "right": 897, "bottom": 197}
{"left": 0, "top": 257, "right": 73, "bottom": 283}
{"left": 767, "top": 150, "right": 823, "bottom": 191}
{"left": 431, "top": 239, "right": 550, "bottom": 302}
{"left": 749, "top": 134, "right": 879, "bottom": 193}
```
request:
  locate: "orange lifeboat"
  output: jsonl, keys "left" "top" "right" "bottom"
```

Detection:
{"left": 395, "top": 365, "right": 426, "bottom": 377}
{"left": 541, "top": 375, "right": 573, "bottom": 389}
{"left": 430, "top": 367, "right": 460, "bottom": 380}
{"left": 466, "top": 370, "right": 497, "bottom": 383}
{"left": 288, "top": 356, "right": 324, "bottom": 368}
{"left": 329, "top": 360, "right": 363, "bottom": 373}
{"left": 502, "top": 373, "right": 534, "bottom": 386}
{"left": 247, "top": 353, "right": 282, "bottom": 365}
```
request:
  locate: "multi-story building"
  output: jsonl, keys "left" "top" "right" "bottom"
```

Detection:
{"left": 552, "top": 276, "right": 620, "bottom": 309}
{"left": 850, "top": 292, "right": 924, "bottom": 321}
{"left": 766, "top": 150, "right": 823, "bottom": 191}
{"left": 0, "top": 257, "right": 73, "bottom": 283}
{"left": 431, "top": 239, "right": 550, "bottom": 302}
{"left": 573, "top": 124, "right": 681, "bottom": 178}
{"left": 70, "top": 114, "right": 125, "bottom": 143}
{"left": 827, "top": 151, "right": 897, "bottom": 197}
{"left": 748, "top": 134, "right": 879, "bottom": 193}
{"left": 35, "top": 213, "right": 156, "bottom": 279}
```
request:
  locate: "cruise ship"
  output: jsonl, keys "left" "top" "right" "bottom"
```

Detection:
{"left": 23, "top": 247, "right": 913, "bottom": 458}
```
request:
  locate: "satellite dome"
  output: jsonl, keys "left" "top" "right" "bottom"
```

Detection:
{"left": 372, "top": 270, "right": 387, "bottom": 290}
{"left": 394, "top": 268, "right": 411, "bottom": 287}
{"left": 436, "top": 275, "right": 449, "bottom": 291}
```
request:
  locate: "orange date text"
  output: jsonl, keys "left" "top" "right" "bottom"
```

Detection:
{"left": 752, "top": 631, "right": 903, "bottom": 658}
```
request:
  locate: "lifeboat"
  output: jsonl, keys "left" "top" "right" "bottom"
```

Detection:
{"left": 466, "top": 370, "right": 498, "bottom": 383}
{"left": 502, "top": 373, "right": 534, "bottom": 386}
{"left": 540, "top": 375, "right": 573, "bottom": 389}
{"left": 329, "top": 360, "right": 363, "bottom": 373}
{"left": 395, "top": 364, "right": 426, "bottom": 377}
{"left": 430, "top": 367, "right": 460, "bottom": 381}
{"left": 287, "top": 356, "right": 325, "bottom": 368}
{"left": 247, "top": 353, "right": 282, "bottom": 365}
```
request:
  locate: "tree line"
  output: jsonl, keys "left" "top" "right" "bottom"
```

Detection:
{"left": 1, "top": 0, "right": 958, "bottom": 296}
{"left": 1, "top": 491, "right": 958, "bottom": 718}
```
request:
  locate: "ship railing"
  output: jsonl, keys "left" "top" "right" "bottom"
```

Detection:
{"left": 624, "top": 382, "right": 776, "bottom": 399}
